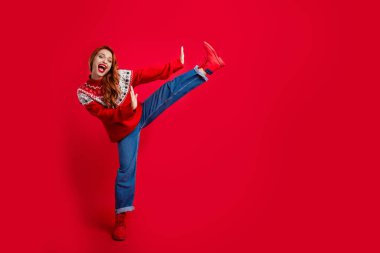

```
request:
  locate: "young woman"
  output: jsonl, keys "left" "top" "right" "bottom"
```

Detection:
{"left": 77, "top": 42, "right": 225, "bottom": 241}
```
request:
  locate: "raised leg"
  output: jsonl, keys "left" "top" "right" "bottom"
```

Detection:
{"left": 138, "top": 65, "right": 208, "bottom": 129}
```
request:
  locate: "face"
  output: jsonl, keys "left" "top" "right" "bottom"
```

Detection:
{"left": 91, "top": 49, "right": 113, "bottom": 80}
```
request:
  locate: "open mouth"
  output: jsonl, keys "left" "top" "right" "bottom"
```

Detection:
{"left": 98, "top": 64, "right": 107, "bottom": 73}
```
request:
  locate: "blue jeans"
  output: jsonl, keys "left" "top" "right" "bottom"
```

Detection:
{"left": 115, "top": 66, "right": 208, "bottom": 214}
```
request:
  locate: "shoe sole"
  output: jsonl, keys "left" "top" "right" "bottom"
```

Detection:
{"left": 112, "top": 235, "right": 126, "bottom": 241}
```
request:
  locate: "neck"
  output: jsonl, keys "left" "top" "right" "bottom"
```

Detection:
{"left": 90, "top": 72, "right": 102, "bottom": 80}
{"left": 91, "top": 76, "right": 102, "bottom": 81}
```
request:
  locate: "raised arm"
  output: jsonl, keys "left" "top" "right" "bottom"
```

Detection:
{"left": 131, "top": 46, "right": 185, "bottom": 87}
{"left": 131, "top": 58, "right": 184, "bottom": 87}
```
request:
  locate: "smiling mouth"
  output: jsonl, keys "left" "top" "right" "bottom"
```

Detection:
{"left": 98, "top": 64, "right": 107, "bottom": 73}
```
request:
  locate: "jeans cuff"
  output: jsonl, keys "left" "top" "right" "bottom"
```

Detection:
{"left": 194, "top": 65, "right": 208, "bottom": 81}
{"left": 116, "top": 206, "right": 135, "bottom": 214}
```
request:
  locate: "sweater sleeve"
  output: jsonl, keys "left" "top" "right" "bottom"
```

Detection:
{"left": 131, "top": 58, "right": 184, "bottom": 87}
{"left": 84, "top": 101, "right": 136, "bottom": 123}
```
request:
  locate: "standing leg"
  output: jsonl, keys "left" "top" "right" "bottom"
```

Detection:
{"left": 139, "top": 65, "right": 208, "bottom": 129}
{"left": 115, "top": 125, "right": 141, "bottom": 214}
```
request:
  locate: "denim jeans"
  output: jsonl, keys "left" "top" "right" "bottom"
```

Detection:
{"left": 115, "top": 66, "right": 208, "bottom": 214}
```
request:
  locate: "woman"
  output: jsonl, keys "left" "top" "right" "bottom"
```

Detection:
{"left": 77, "top": 41, "right": 225, "bottom": 241}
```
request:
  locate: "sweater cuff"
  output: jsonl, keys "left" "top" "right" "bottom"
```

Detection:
{"left": 171, "top": 57, "right": 185, "bottom": 72}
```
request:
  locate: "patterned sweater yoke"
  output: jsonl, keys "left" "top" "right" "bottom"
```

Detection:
{"left": 77, "top": 69, "right": 133, "bottom": 107}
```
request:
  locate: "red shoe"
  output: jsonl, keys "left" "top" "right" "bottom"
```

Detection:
{"left": 199, "top": 41, "right": 226, "bottom": 75}
{"left": 112, "top": 212, "right": 127, "bottom": 241}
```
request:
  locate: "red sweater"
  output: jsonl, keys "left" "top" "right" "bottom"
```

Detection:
{"left": 77, "top": 58, "right": 184, "bottom": 142}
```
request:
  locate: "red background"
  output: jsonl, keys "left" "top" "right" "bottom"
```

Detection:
{"left": 1, "top": 0, "right": 380, "bottom": 252}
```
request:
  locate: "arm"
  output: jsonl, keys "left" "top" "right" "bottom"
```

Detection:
{"left": 84, "top": 101, "right": 136, "bottom": 123}
{"left": 131, "top": 57, "right": 184, "bottom": 87}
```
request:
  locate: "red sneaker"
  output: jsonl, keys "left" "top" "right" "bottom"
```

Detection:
{"left": 112, "top": 212, "right": 127, "bottom": 241}
{"left": 199, "top": 41, "right": 226, "bottom": 75}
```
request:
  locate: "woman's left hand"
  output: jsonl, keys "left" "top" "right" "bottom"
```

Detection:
{"left": 180, "top": 46, "right": 185, "bottom": 64}
{"left": 130, "top": 86, "right": 138, "bottom": 110}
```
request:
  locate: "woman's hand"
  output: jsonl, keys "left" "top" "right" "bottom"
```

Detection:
{"left": 180, "top": 46, "right": 185, "bottom": 65}
{"left": 130, "top": 86, "right": 138, "bottom": 110}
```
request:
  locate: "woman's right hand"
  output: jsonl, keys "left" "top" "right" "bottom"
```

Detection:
{"left": 130, "top": 86, "right": 138, "bottom": 110}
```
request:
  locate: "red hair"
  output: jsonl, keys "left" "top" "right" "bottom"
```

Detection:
{"left": 88, "top": 45, "right": 120, "bottom": 108}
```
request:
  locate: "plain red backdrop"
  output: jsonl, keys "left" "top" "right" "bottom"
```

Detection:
{"left": 1, "top": 0, "right": 379, "bottom": 252}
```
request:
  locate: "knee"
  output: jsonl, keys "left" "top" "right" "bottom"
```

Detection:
{"left": 118, "top": 160, "right": 137, "bottom": 174}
